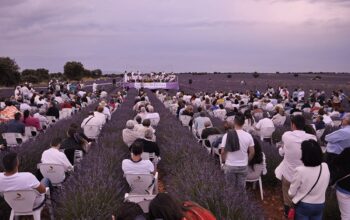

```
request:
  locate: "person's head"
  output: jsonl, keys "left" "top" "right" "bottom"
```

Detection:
{"left": 97, "top": 106, "right": 104, "bottom": 113}
{"left": 304, "top": 124, "right": 316, "bottom": 135}
{"left": 51, "top": 137, "right": 62, "bottom": 148}
{"left": 67, "top": 127, "right": 76, "bottom": 138}
{"left": 301, "top": 140, "right": 323, "bottom": 167}
{"left": 14, "top": 112, "right": 21, "bottom": 121}
{"left": 2, "top": 152, "right": 19, "bottom": 173}
{"left": 197, "top": 106, "right": 202, "bottom": 112}
{"left": 219, "top": 104, "right": 224, "bottom": 109}
{"left": 113, "top": 202, "right": 146, "bottom": 220}
{"left": 234, "top": 112, "right": 245, "bottom": 127}
{"left": 126, "top": 120, "right": 135, "bottom": 129}
{"left": 23, "top": 110, "right": 30, "bottom": 119}
{"left": 130, "top": 140, "right": 143, "bottom": 156}
{"left": 204, "top": 120, "right": 212, "bottom": 128}
{"left": 140, "top": 107, "right": 146, "bottom": 113}
{"left": 291, "top": 115, "right": 305, "bottom": 131}
{"left": 318, "top": 108, "right": 325, "bottom": 116}
{"left": 147, "top": 105, "right": 154, "bottom": 113}
{"left": 249, "top": 138, "right": 263, "bottom": 167}
{"left": 142, "top": 119, "right": 151, "bottom": 127}
{"left": 199, "top": 111, "right": 206, "bottom": 117}
{"left": 342, "top": 113, "right": 350, "bottom": 127}
{"left": 278, "top": 108, "right": 285, "bottom": 116}
{"left": 149, "top": 193, "right": 184, "bottom": 220}
{"left": 135, "top": 116, "right": 142, "bottom": 124}
{"left": 5, "top": 100, "right": 12, "bottom": 106}
{"left": 144, "top": 128, "right": 154, "bottom": 140}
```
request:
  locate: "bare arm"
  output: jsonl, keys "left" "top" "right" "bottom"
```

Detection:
{"left": 35, "top": 183, "right": 46, "bottom": 194}
{"left": 248, "top": 146, "right": 255, "bottom": 161}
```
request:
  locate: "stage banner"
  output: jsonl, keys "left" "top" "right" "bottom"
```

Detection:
{"left": 124, "top": 82, "right": 179, "bottom": 90}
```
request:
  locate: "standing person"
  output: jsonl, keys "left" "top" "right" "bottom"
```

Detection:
{"left": 288, "top": 140, "right": 330, "bottom": 220}
{"left": 220, "top": 112, "right": 255, "bottom": 191}
{"left": 275, "top": 115, "right": 317, "bottom": 217}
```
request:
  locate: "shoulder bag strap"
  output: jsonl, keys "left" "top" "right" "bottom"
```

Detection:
{"left": 298, "top": 164, "right": 323, "bottom": 203}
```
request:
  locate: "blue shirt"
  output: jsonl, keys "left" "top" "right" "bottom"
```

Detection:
{"left": 5, "top": 120, "right": 25, "bottom": 134}
{"left": 326, "top": 126, "right": 350, "bottom": 154}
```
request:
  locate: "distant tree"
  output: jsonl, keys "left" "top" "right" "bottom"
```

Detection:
{"left": 91, "top": 69, "right": 103, "bottom": 78}
{"left": 36, "top": 68, "right": 49, "bottom": 80}
{"left": 276, "top": 71, "right": 280, "bottom": 74}
{"left": 253, "top": 72, "right": 259, "bottom": 78}
{"left": 64, "top": 61, "right": 85, "bottom": 80}
{"left": 50, "top": 72, "right": 64, "bottom": 80}
{"left": 294, "top": 73, "right": 299, "bottom": 77}
{"left": 0, "top": 57, "right": 21, "bottom": 86}
{"left": 22, "top": 69, "right": 40, "bottom": 83}
{"left": 227, "top": 74, "right": 232, "bottom": 78}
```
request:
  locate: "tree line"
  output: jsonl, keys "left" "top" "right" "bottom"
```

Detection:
{"left": 0, "top": 57, "right": 103, "bottom": 86}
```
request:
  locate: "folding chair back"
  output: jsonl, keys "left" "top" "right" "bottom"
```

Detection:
{"left": 2, "top": 133, "right": 19, "bottom": 147}
{"left": 4, "top": 190, "right": 37, "bottom": 213}
{"left": 25, "top": 126, "right": 38, "bottom": 138}
{"left": 141, "top": 152, "right": 156, "bottom": 161}
{"left": 179, "top": 115, "right": 192, "bottom": 127}
{"left": 83, "top": 125, "right": 101, "bottom": 140}
{"left": 125, "top": 173, "right": 157, "bottom": 195}
{"left": 38, "top": 163, "right": 65, "bottom": 185}
{"left": 46, "top": 116, "right": 57, "bottom": 125}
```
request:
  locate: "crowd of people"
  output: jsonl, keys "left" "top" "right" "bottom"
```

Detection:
{"left": 125, "top": 72, "right": 178, "bottom": 83}
{"left": 0, "top": 83, "right": 127, "bottom": 218}
{"left": 156, "top": 86, "right": 349, "bottom": 220}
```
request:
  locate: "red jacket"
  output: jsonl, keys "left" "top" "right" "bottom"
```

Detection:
{"left": 23, "top": 116, "right": 41, "bottom": 130}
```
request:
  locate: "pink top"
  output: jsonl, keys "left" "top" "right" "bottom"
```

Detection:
{"left": 23, "top": 116, "right": 42, "bottom": 130}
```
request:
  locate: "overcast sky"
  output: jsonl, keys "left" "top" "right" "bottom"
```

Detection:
{"left": 1, "top": 0, "right": 350, "bottom": 73}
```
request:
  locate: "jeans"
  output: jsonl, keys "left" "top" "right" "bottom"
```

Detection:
{"left": 41, "top": 177, "right": 52, "bottom": 190}
{"left": 223, "top": 165, "right": 248, "bottom": 191}
{"left": 295, "top": 202, "right": 324, "bottom": 220}
{"left": 337, "top": 189, "right": 350, "bottom": 220}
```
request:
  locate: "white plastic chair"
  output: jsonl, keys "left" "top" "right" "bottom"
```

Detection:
{"left": 179, "top": 115, "right": 192, "bottom": 128}
{"left": 83, "top": 125, "right": 101, "bottom": 140}
{"left": 2, "top": 133, "right": 27, "bottom": 147}
{"left": 246, "top": 177, "right": 264, "bottom": 200}
{"left": 226, "top": 116, "right": 235, "bottom": 123}
{"left": 333, "top": 120, "right": 342, "bottom": 127}
{"left": 303, "top": 108, "right": 311, "bottom": 113}
{"left": 124, "top": 193, "right": 156, "bottom": 213}
{"left": 38, "top": 163, "right": 66, "bottom": 187}
{"left": 3, "top": 188, "right": 53, "bottom": 220}
{"left": 125, "top": 172, "right": 158, "bottom": 195}
{"left": 59, "top": 108, "right": 72, "bottom": 119}
{"left": 46, "top": 116, "right": 57, "bottom": 125}
{"left": 149, "top": 118, "right": 160, "bottom": 127}
{"left": 25, "top": 126, "right": 38, "bottom": 138}
{"left": 74, "top": 150, "right": 84, "bottom": 164}
{"left": 292, "top": 111, "right": 303, "bottom": 116}
{"left": 214, "top": 110, "right": 226, "bottom": 121}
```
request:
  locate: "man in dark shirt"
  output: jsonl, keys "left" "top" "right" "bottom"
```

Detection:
{"left": 136, "top": 129, "right": 160, "bottom": 157}
{"left": 6, "top": 112, "right": 25, "bottom": 135}
{"left": 46, "top": 102, "right": 60, "bottom": 119}
{"left": 201, "top": 121, "right": 221, "bottom": 147}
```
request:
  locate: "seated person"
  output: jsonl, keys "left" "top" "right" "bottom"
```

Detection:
{"left": 122, "top": 140, "right": 154, "bottom": 175}
{"left": 41, "top": 137, "right": 73, "bottom": 173}
{"left": 0, "top": 152, "right": 50, "bottom": 209}
{"left": 19, "top": 99, "right": 32, "bottom": 112}
{"left": 193, "top": 112, "right": 212, "bottom": 136}
{"left": 122, "top": 120, "right": 140, "bottom": 147}
{"left": 99, "top": 101, "right": 111, "bottom": 121}
{"left": 254, "top": 117, "right": 275, "bottom": 139}
{"left": 213, "top": 104, "right": 227, "bottom": 119}
{"left": 315, "top": 115, "right": 326, "bottom": 131}
{"left": 34, "top": 111, "right": 49, "bottom": 129}
{"left": 136, "top": 129, "right": 160, "bottom": 157}
{"left": 247, "top": 138, "right": 267, "bottom": 180}
{"left": 133, "top": 116, "right": 143, "bottom": 131}
{"left": 201, "top": 121, "right": 221, "bottom": 147}
{"left": 93, "top": 106, "right": 107, "bottom": 125}
{"left": 46, "top": 101, "right": 60, "bottom": 119}
{"left": 81, "top": 111, "right": 104, "bottom": 131}
{"left": 135, "top": 107, "right": 148, "bottom": 121}
{"left": 0, "top": 100, "right": 19, "bottom": 123}
{"left": 136, "top": 119, "right": 156, "bottom": 140}
{"left": 22, "top": 110, "right": 42, "bottom": 131}
{"left": 61, "top": 127, "right": 88, "bottom": 164}
{"left": 144, "top": 105, "right": 160, "bottom": 125}
{"left": 5, "top": 112, "right": 25, "bottom": 135}
{"left": 149, "top": 193, "right": 216, "bottom": 220}
{"left": 272, "top": 108, "right": 287, "bottom": 127}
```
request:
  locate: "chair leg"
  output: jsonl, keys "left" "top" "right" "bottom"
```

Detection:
{"left": 33, "top": 210, "right": 42, "bottom": 220}
{"left": 9, "top": 210, "right": 15, "bottom": 220}
{"left": 259, "top": 178, "right": 264, "bottom": 200}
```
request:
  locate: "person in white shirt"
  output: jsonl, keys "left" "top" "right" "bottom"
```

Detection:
{"left": 265, "top": 100, "right": 274, "bottom": 111}
{"left": 122, "top": 140, "right": 155, "bottom": 175}
{"left": 122, "top": 120, "right": 141, "bottom": 147}
{"left": 99, "top": 101, "right": 111, "bottom": 121}
{"left": 272, "top": 108, "right": 287, "bottom": 127}
{"left": 289, "top": 140, "right": 330, "bottom": 219}
{"left": 135, "top": 107, "right": 148, "bottom": 121}
{"left": 254, "top": 117, "right": 275, "bottom": 140}
{"left": 34, "top": 112, "right": 49, "bottom": 129}
{"left": 220, "top": 112, "right": 255, "bottom": 191}
{"left": 92, "top": 106, "right": 107, "bottom": 126}
{"left": 0, "top": 152, "right": 49, "bottom": 209}
{"left": 41, "top": 137, "right": 73, "bottom": 172}
{"left": 92, "top": 82, "right": 98, "bottom": 93}
{"left": 275, "top": 115, "right": 317, "bottom": 217}
{"left": 213, "top": 104, "right": 227, "bottom": 120}
{"left": 144, "top": 106, "right": 160, "bottom": 126}
{"left": 100, "top": 90, "right": 108, "bottom": 98}
{"left": 19, "top": 101, "right": 32, "bottom": 112}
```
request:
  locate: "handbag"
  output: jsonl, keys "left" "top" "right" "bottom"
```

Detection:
{"left": 288, "top": 165, "right": 323, "bottom": 219}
